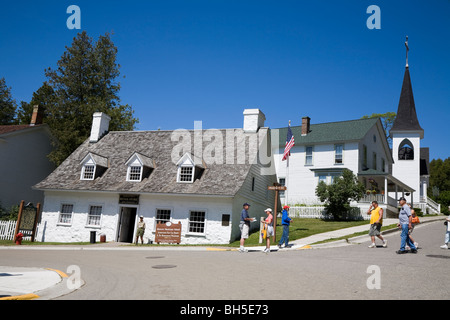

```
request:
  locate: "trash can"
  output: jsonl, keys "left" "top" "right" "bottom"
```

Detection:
{"left": 90, "top": 231, "right": 96, "bottom": 244}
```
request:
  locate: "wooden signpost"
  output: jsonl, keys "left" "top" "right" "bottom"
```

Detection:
{"left": 267, "top": 184, "right": 287, "bottom": 242}
{"left": 13, "top": 200, "right": 41, "bottom": 243}
{"left": 155, "top": 221, "right": 182, "bottom": 244}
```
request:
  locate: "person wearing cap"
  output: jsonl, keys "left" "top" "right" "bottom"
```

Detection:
{"left": 239, "top": 203, "right": 252, "bottom": 252}
{"left": 135, "top": 216, "right": 146, "bottom": 245}
{"left": 278, "top": 205, "right": 293, "bottom": 248}
{"left": 263, "top": 208, "right": 274, "bottom": 253}
{"left": 396, "top": 197, "right": 417, "bottom": 254}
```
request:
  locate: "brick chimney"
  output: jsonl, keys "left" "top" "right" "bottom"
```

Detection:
{"left": 90, "top": 112, "right": 111, "bottom": 143}
{"left": 30, "top": 105, "right": 44, "bottom": 126}
{"left": 301, "top": 117, "right": 310, "bottom": 136}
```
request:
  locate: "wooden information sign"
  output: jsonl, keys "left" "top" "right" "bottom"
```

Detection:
{"left": 266, "top": 183, "right": 286, "bottom": 242}
{"left": 155, "top": 221, "right": 182, "bottom": 244}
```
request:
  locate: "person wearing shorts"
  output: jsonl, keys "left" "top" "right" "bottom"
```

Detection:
{"left": 263, "top": 208, "right": 274, "bottom": 254}
{"left": 135, "top": 216, "right": 146, "bottom": 245}
{"left": 239, "top": 203, "right": 252, "bottom": 252}
{"left": 367, "top": 201, "right": 387, "bottom": 248}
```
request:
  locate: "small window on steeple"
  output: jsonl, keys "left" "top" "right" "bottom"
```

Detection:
{"left": 398, "top": 139, "right": 414, "bottom": 160}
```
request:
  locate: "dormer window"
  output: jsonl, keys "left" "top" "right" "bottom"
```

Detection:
{"left": 125, "top": 152, "right": 154, "bottom": 182}
{"left": 80, "top": 153, "right": 108, "bottom": 181}
{"left": 176, "top": 153, "right": 204, "bottom": 183}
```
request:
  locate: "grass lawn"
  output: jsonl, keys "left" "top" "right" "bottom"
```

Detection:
{"left": 229, "top": 218, "right": 369, "bottom": 247}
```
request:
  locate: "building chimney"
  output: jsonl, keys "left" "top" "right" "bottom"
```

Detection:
{"left": 30, "top": 105, "right": 44, "bottom": 126}
{"left": 243, "top": 109, "right": 266, "bottom": 133}
{"left": 90, "top": 112, "right": 111, "bottom": 143}
{"left": 301, "top": 117, "right": 310, "bottom": 136}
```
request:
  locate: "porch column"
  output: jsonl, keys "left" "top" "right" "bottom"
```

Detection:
{"left": 384, "top": 177, "right": 388, "bottom": 205}
{"left": 395, "top": 184, "right": 398, "bottom": 202}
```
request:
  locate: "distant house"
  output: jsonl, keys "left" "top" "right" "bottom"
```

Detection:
{"left": 35, "top": 109, "right": 279, "bottom": 244}
{"left": 0, "top": 106, "right": 55, "bottom": 210}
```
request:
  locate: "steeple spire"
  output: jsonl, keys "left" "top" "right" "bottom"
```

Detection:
{"left": 405, "top": 36, "right": 409, "bottom": 67}
{"left": 390, "top": 36, "right": 424, "bottom": 138}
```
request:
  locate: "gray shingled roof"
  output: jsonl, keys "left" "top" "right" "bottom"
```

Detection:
{"left": 34, "top": 128, "right": 268, "bottom": 196}
{"left": 274, "top": 118, "right": 380, "bottom": 147}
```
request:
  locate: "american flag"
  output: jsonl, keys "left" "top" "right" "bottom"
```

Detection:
{"left": 282, "top": 124, "right": 295, "bottom": 161}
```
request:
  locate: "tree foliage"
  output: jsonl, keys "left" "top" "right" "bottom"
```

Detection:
{"left": 429, "top": 157, "right": 450, "bottom": 214}
{"left": 0, "top": 77, "right": 17, "bottom": 125}
{"left": 38, "top": 31, "right": 139, "bottom": 165}
{"left": 316, "top": 169, "right": 365, "bottom": 220}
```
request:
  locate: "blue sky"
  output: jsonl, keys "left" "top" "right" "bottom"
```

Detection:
{"left": 1, "top": 1, "right": 449, "bottom": 160}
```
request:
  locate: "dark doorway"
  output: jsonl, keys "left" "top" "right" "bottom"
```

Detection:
{"left": 117, "top": 207, "right": 137, "bottom": 243}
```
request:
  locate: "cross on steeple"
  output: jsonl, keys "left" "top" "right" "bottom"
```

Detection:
{"left": 405, "top": 36, "right": 409, "bottom": 67}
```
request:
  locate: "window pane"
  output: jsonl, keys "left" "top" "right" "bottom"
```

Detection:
{"left": 156, "top": 209, "right": 171, "bottom": 225}
{"left": 305, "top": 147, "right": 313, "bottom": 165}
{"left": 87, "top": 206, "right": 102, "bottom": 226}
{"left": 189, "top": 211, "right": 205, "bottom": 233}
{"left": 83, "top": 165, "right": 95, "bottom": 180}
{"left": 59, "top": 204, "right": 73, "bottom": 224}
{"left": 335, "top": 145, "right": 343, "bottom": 164}
{"left": 179, "top": 166, "right": 193, "bottom": 182}
{"left": 129, "top": 166, "right": 142, "bottom": 181}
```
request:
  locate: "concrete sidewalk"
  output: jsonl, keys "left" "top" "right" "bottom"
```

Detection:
{"left": 0, "top": 215, "right": 444, "bottom": 299}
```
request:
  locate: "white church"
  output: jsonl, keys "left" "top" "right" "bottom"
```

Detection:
{"left": 271, "top": 48, "right": 440, "bottom": 218}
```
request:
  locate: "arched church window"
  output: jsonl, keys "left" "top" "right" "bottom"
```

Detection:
{"left": 398, "top": 139, "right": 414, "bottom": 160}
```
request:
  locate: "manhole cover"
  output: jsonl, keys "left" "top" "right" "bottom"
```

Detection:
{"left": 152, "top": 265, "right": 177, "bottom": 269}
{"left": 145, "top": 256, "right": 165, "bottom": 259}
{"left": 426, "top": 255, "right": 450, "bottom": 259}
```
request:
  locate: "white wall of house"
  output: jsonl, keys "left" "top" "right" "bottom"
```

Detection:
{"left": 37, "top": 191, "right": 235, "bottom": 245}
{"left": 273, "top": 141, "right": 360, "bottom": 205}
{"left": 0, "top": 127, "right": 54, "bottom": 209}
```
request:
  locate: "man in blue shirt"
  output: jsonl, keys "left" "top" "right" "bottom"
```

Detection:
{"left": 278, "top": 205, "right": 293, "bottom": 248}
{"left": 239, "top": 203, "right": 252, "bottom": 252}
{"left": 396, "top": 197, "right": 417, "bottom": 254}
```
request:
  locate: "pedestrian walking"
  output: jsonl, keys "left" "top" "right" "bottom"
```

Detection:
{"left": 135, "top": 216, "right": 146, "bottom": 245}
{"left": 263, "top": 208, "right": 274, "bottom": 254}
{"left": 367, "top": 201, "right": 387, "bottom": 248}
{"left": 396, "top": 197, "right": 417, "bottom": 254}
{"left": 408, "top": 208, "right": 420, "bottom": 249}
{"left": 239, "top": 203, "right": 252, "bottom": 252}
{"left": 440, "top": 214, "right": 450, "bottom": 249}
{"left": 278, "top": 205, "right": 293, "bottom": 248}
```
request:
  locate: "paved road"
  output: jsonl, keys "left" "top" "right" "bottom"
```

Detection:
{"left": 1, "top": 220, "right": 449, "bottom": 300}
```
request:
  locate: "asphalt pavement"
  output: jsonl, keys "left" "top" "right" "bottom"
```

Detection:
{"left": 0, "top": 215, "right": 445, "bottom": 300}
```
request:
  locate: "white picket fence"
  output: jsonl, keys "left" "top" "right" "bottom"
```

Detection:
{"left": 288, "top": 206, "right": 369, "bottom": 221}
{"left": 0, "top": 220, "right": 41, "bottom": 241}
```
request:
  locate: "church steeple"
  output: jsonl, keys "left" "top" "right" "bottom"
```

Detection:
{"left": 390, "top": 36, "right": 424, "bottom": 138}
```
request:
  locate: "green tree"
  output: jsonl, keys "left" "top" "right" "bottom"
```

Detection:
{"left": 42, "top": 31, "right": 138, "bottom": 165}
{"left": 16, "top": 82, "right": 56, "bottom": 125}
{"left": 429, "top": 157, "right": 450, "bottom": 214}
{"left": 361, "top": 112, "right": 396, "bottom": 146}
{"left": 316, "top": 169, "right": 365, "bottom": 220}
{"left": 0, "top": 77, "right": 17, "bottom": 125}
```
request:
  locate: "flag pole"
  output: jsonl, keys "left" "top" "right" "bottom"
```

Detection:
{"left": 285, "top": 120, "right": 290, "bottom": 206}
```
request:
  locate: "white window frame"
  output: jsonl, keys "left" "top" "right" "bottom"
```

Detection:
{"left": 86, "top": 205, "right": 102, "bottom": 227}
{"left": 187, "top": 210, "right": 207, "bottom": 235}
{"left": 154, "top": 208, "right": 172, "bottom": 231}
{"left": 81, "top": 164, "right": 96, "bottom": 181}
{"left": 305, "top": 146, "right": 313, "bottom": 166}
{"left": 58, "top": 203, "right": 74, "bottom": 225}
{"left": 177, "top": 165, "right": 194, "bottom": 183}
{"left": 127, "top": 165, "right": 143, "bottom": 182}
{"left": 334, "top": 144, "right": 344, "bottom": 164}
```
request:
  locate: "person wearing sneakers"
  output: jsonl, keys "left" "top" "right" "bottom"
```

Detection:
{"left": 396, "top": 197, "right": 417, "bottom": 254}
{"left": 263, "top": 208, "right": 274, "bottom": 254}
{"left": 367, "top": 201, "right": 387, "bottom": 248}
{"left": 440, "top": 214, "right": 450, "bottom": 250}
{"left": 239, "top": 203, "right": 252, "bottom": 252}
